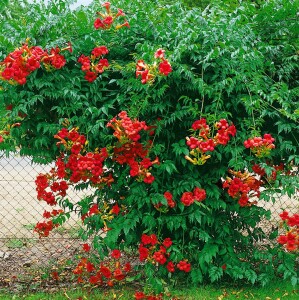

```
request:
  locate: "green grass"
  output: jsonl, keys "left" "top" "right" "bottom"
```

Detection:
{"left": 5, "top": 238, "right": 25, "bottom": 249}
{"left": 0, "top": 280, "right": 298, "bottom": 300}
{"left": 53, "top": 225, "right": 82, "bottom": 239}
{"left": 5, "top": 238, "right": 37, "bottom": 249}
{"left": 23, "top": 224, "right": 36, "bottom": 231}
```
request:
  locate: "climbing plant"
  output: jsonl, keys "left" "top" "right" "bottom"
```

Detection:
{"left": 0, "top": 0, "right": 298, "bottom": 296}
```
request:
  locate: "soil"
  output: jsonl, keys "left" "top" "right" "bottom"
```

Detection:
{"left": 0, "top": 235, "right": 83, "bottom": 293}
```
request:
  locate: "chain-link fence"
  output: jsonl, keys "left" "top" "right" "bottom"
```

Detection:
{"left": 0, "top": 152, "right": 298, "bottom": 289}
{"left": 0, "top": 152, "right": 87, "bottom": 288}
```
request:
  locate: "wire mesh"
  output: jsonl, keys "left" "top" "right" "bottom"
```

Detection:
{"left": 256, "top": 185, "right": 299, "bottom": 237}
{"left": 0, "top": 152, "right": 86, "bottom": 284}
{"left": 0, "top": 153, "right": 53, "bottom": 239}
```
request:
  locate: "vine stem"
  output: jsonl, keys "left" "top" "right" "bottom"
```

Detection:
{"left": 266, "top": 103, "right": 299, "bottom": 124}
{"left": 200, "top": 64, "right": 205, "bottom": 117}
{"left": 291, "top": 131, "right": 299, "bottom": 147}
{"left": 210, "top": 95, "right": 221, "bottom": 137}
{"left": 245, "top": 83, "right": 256, "bottom": 131}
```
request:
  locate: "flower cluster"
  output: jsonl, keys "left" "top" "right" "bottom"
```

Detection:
{"left": 154, "top": 191, "right": 176, "bottom": 211}
{"left": 81, "top": 201, "right": 123, "bottom": 232}
{"left": 35, "top": 174, "right": 66, "bottom": 206}
{"left": 78, "top": 46, "right": 109, "bottom": 82}
{"left": 42, "top": 45, "right": 71, "bottom": 70}
{"left": 244, "top": 133, "right": 275, "bottom": 158}
{"left": 34, "top": 207, "right": 66, "bottom": 238}
{"left": 252, "top": 162, "right": 286, "bottom": 184}
{"left": 136, "top": 49, "right": 172, "bottom": 84}
{"left": 35, "top": 127, "right": 112, "bottom": 213}
{"left": 0, "top": 127, "right": 11, "bottom": 144}
{"left": 181, "top": 187, "right": 206, "bottom": 206}
{"left": 43, "top": 209, "right": 64, "bottom": 219}
{"left": 0, "top": 43, "right": 45, "bottom": 85}
{"left": 163, "top": 191, "right": 176, "bottom": 208}
{"left": 73, "top": 248, "right": 131, "bottom": 286}
{"left": 277, "top": 211, "right": 299, "bottom": 252}
{"left": 107, "top": 111, "right": 159, "bottom": 184}
{"left": 54, "top": 128, "right": 112, "bottom": 186}
{"left": 185, "top": 118, "right": 236, "bottom": 165}
{"left": 138, "top": 233, "right": 191, "bottom": 273}
{"left": 0, "top": 42, "right": 71, "bottom": 85}
{"left": 0, "top": 119, "right": 22, "bottom": 146}
{"left": 223, "top": 169, "right": 263, "bottom": 207}
{"left": 94, "top": 2, "right": 129, "bottom": 30}
{"left": 34, "top": 220, "right": 58, "bottom": 237}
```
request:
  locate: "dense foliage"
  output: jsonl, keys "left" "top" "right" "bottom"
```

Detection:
{"left": 1, "top": 0, "right": 298, "bottom": 294}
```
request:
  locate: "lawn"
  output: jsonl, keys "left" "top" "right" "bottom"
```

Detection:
{"left": 0, "top": 280, "right": 298, "bottom": 299}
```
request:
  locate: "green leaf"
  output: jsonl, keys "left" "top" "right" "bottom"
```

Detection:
{"left": 199, "top": 244, "right": 219, "bottom": 264}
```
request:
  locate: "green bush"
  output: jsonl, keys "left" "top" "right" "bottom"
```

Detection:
{"left": 0, "top": 0, "right": 298, "bottom": 293}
